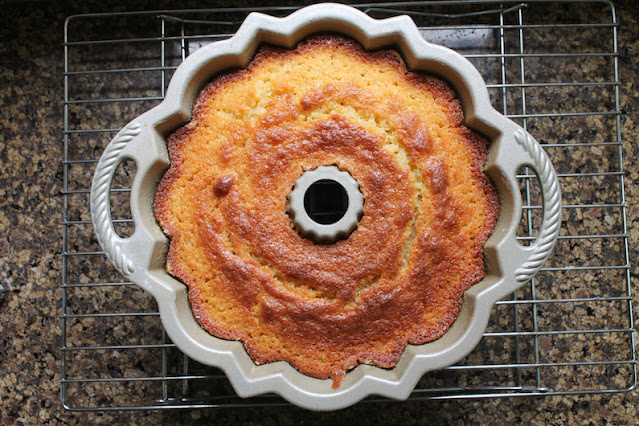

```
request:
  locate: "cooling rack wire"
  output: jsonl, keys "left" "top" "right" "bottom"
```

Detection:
{"left": 61, "top": 0, "right": 636, "bottom": 410}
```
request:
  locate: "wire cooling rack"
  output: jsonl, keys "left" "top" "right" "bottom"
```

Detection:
{"left": 61, "top": 1, "right": 636, "bottom": 411}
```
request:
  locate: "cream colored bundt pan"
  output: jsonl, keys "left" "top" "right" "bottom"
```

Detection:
{"left": 90, "top": 3, "right": 561, "bottom": 411}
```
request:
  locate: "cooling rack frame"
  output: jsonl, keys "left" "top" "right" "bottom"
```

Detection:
{"left": 61, "top": 0, "right": 636, "bottom": 411}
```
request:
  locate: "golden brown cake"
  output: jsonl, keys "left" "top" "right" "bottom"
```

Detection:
{"left": 154, "top": 35, "right": 499, "bottom": 388}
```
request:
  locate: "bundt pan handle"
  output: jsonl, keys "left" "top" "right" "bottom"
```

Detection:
{"left": 90, "top": 119, "right": 173, "bottom": 299}
{"left": 89, "top": 2, "right": 563, "bottom": 412}
{"left": 499, "top": 128, "right": 562, "bottom": 286}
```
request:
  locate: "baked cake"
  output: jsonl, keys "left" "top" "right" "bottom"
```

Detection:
{"left": 154, "top": 35, "right": 499, "bottom": 388}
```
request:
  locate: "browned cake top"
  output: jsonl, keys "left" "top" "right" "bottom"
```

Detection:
{"left": 154, "top": 35, "right": 499, "bottom": 388}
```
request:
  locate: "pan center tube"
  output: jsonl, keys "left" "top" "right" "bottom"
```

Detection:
{"left": 288, "top": 166, "right": 364, "bottom": 243}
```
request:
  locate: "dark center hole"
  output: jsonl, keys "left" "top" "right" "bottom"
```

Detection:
{"left": 303, "top": 179, "right": 349, "bottom": 225}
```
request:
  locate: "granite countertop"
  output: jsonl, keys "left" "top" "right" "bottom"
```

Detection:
{"left": 0, "top": 0, "right": 637, "bottom": 423}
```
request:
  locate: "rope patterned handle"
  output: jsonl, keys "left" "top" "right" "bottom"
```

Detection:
{"left": 90, "top": 122, "right": 142, "bottom": 277}
{"left": 514, "top": 130, "right": 562, "bottom": 283}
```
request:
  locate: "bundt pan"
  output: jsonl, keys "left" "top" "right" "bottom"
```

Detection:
{"left": 90, "top": 3, "right": 562, "bottom": 411}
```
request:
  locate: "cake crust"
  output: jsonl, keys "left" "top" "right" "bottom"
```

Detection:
{"left": 154, "top": 35, "right": 499, "bottom": 388}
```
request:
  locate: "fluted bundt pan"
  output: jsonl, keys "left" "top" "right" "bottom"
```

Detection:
{"left": 90, "top": 3, "right": 561, "bottom": 411}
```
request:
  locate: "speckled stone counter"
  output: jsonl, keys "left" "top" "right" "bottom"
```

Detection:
{"left": 0, "top": 0, "right": 637, "bottom": 424}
